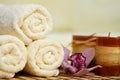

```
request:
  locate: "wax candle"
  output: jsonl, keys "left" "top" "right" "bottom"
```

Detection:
{"left": 118, "top": 37, "right": 120, "bottom": 46}
{"left": 72, "top": 35, "right": 96, "bottom": 53}
{"left": 95, "top": 36, "right": 120, "bottom": 76}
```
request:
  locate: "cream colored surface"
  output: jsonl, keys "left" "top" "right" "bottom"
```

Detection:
{"left": 0, "top": 35, "right": 27, "bottom": 78}
{"left": 0, "top": 4, "right": 53, "bottom": 45}
{"left": 24, "top": 38, "right": 64, "bottom": 77}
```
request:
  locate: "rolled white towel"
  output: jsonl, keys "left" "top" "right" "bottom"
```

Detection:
{"left": 0, "top": 35, "right": 27, "bottom": 78}
{"left": 0, "top": 4, "right": 53, "bottom": 45}
{"left": 24, "top": 38, "right": 64, "bottom": 77}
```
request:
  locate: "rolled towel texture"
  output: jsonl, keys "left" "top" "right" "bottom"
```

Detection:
{"left": 24, "top": 38, "right": 64, "bottom": 77}
{"left": 0, "top": 4, "right": 53, "bottom": 45}
{"left": 0, "top": 35, "right": 27, "bottom": 78}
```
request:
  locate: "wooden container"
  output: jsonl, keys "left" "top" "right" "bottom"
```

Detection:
{"left": 95, "top": 36, "right": 120, "bottom": 76}
{"left": 72, "top": 35, "right": 96, "bottom": 53}
{"left": 118, "top": 37, "right": 120, "bottom": 46}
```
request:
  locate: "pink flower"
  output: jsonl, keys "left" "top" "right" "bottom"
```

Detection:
{"left": 61, "top": 47, "right": 102, "bottom": 77}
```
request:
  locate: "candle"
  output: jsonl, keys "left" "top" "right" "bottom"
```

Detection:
{"left": 72, "top": 34, "right": 96, "bottom": 53}
{"left": 95, "top": 36, "right": 120, "bottom": 76}
{"left": 118, "top": 37, "right": 120, "bottom": 46}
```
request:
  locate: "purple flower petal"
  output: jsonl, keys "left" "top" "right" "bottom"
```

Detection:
{"left": 82, "top": 48, "right": 95, "bottom": 67}
{"left": 62, "top": 46, "right": 70, "bottom": 62}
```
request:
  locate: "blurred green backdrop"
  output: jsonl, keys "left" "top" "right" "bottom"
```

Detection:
{"left": 0, "top": 0, "right": 120, "bottom": 34}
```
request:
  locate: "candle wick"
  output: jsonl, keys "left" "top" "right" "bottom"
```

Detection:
{"left": 108, "top": 32, "right": 111, "bottom": 37}
{"left": 90, "top": 33, "right": 96, "bottom": 37}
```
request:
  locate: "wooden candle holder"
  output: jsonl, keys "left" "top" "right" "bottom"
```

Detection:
{"left": 95, "top": 36, "right": 120, "bottom": 76}
{"left": 72, "top": 35, "right": 96, "bottom": 53}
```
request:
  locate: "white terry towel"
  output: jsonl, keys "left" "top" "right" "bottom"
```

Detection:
{"left": 0, "top": 4, "right": 53, "bottom": 45}
{"left": 0, "top": 35, "right": 27, "bottom": 78}
{"left": 24, "top": 38, "right": 64, "bottom": 77}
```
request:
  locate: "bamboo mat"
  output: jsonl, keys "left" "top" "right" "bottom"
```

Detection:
{"left": 1, "top": 70, "right": 119, "bottom": 80}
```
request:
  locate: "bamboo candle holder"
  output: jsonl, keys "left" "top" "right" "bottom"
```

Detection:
{"left": 95, "top": 36, "right": 120, "bottom": 76}
{"left": 72, "top": 34, "right": 96, "bottom": 53}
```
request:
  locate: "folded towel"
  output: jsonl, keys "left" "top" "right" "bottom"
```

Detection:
{"left": 0, "top": 35, "right": 27, "bottom": 78}
{"left": 24, "top": 38, "right": 64, "bottom": 77}
{"left": 0, "top": 4, "right": 53, "bottom": 45}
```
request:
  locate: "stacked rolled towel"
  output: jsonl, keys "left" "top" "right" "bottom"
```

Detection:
{"left": 0, "top": 4, "right": 53, "bottom": 45}
{"left": 0, "top": 4, "right": 64, "bottom": 78}
{"left": 24, "top": 38, "right": 64, "bottom": 77}
{"left": 0, "top": 35, "right": 27, "bottom": 78}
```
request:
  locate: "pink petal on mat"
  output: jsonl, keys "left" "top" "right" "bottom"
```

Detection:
{"left": 72, "top": 68, "right": 89, "bottom": 77}
{"left": 87, "top": 65, "right": 102, "bottom": 72}
{"left": 82, "top": 48, "right": 95, "bottom": 67}
{"left": 72, "top": 65, "right": 102, "bottom": 77}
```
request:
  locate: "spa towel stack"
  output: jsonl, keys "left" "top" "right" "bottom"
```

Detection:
{"left": 0, "top": 4, "right": 64, "bottom": 78}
